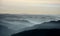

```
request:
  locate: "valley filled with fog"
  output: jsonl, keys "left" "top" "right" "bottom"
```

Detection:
{"left": 0, "top": 14, "right": 60, "bottom": 36}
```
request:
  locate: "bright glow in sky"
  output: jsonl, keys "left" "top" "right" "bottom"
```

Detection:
{"left": 0, "top": 0, "right": 60, "bottom": 14}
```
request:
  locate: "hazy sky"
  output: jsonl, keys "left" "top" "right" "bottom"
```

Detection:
{"left": 0, "top": 0, "right": 60, "bottom": 14}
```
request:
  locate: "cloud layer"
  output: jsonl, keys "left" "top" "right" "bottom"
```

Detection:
{"left": 0, "top": 0, "right": 60, "bottom": 14}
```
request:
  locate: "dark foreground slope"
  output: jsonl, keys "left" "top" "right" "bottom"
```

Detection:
{"left": 11, "top": 29, "right": 60, "bottom": 36}
{"left": 11, "top": 20, "right": 60, "bottom": 36}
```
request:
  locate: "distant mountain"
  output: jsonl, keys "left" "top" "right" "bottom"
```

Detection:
{"left": 0, "top": 25, "right": 15, "bottom": 36}
{"left": 33, "top": 20, "right": 60, "bottom": 29}
{"left": 48, "top": 20, "right": 60, "bottom": 24}
{"left": 0, "top": 14, "right": 60, "bottom": 24}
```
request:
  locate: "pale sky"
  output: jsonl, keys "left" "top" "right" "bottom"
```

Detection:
{"left": 0, "top": 0, "right": 60, "bottom": 14}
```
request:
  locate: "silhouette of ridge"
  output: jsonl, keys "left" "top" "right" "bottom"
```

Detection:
{"left": 11, "top": 29, "right": 60, "bottom": 36}
{"left": 33, "top": 20, "right": 60, "bottom": 29}
{"left": 49, "top": 20, "right": 60, "bottom": 23}
{"left": 11, "top": 20, "right": 60, "bottom": 36}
